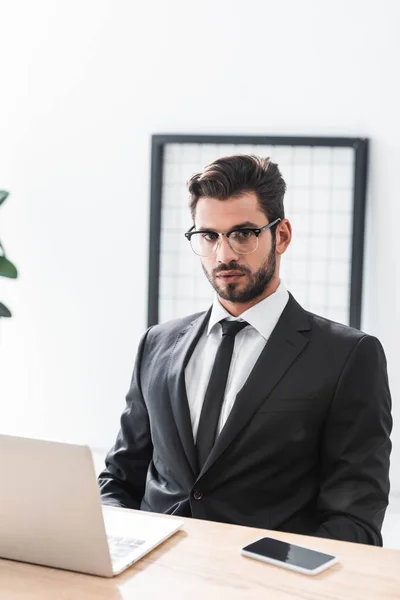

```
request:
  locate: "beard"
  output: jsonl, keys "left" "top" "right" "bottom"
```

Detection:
{"left": 202, "top": 241, "right": 277, "bottom": 304}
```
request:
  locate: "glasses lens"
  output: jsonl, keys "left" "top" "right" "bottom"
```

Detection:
{"left": 229, "top": 230, "right": 258, "bottom": 254}
{"left": 190, "top": 232, "right": 219, "bottom": 256}
{"left": 190, "top": 231, "right": 218, "bottom": 256}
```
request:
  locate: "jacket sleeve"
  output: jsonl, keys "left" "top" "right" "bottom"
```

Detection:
{"left": 313, "top": 335, "right": 392, "bottom": 545}
{"left": 98, "top": 328, "right": 153, "bottom": 509}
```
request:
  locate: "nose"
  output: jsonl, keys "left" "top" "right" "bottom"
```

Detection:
{"left": 215, "top": 235, "right": 239, "bottom": 263}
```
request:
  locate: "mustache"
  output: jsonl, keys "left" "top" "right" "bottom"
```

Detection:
{"left": 213, "top": 262, "right": 251, "bottom": 276}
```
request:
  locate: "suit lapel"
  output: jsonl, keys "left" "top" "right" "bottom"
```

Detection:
{"left": 199, "top": 295, "right": 311, "bottom": 477}
{"left": 167, "top": 308, "right": 212, "bottom": 478}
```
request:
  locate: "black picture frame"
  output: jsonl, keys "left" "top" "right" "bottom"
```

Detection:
{"left": 148, "top": 134, "right": 368, "bottom": 329}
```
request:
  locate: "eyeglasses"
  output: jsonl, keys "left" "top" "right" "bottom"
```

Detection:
{"left": 184, "top": 218, "right": 281, "bottom": 257}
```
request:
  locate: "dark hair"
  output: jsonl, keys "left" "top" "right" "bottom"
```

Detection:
{"left": 187, "top": 154, "right": 286, "bottom": 223}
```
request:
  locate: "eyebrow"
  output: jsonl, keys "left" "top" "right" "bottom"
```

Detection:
{"left": 197, "top": 221, "right": 259, "bottom": 232}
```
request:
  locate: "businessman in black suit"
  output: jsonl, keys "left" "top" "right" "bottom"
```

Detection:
{"left": 98, "top": 155, "right": 392, "bottom": 545}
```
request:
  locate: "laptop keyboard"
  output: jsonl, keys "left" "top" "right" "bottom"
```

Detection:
{"left": 107, "top": 534, "right": 146, "bottom": 562}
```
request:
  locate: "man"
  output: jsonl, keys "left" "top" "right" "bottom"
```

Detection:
{"left": 98, "top": 155, "right": 392, "bottom": 545}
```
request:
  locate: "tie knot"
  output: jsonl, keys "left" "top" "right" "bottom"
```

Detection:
{"left": 220, "top": 319, "right": 249, "bottom": 337}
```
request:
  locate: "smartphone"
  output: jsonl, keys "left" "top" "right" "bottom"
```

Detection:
{"left": 241, "top": 537, "right": 338, "bottom": 576}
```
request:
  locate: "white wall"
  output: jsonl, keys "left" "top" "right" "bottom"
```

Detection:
{"left": 0, "top": 0, "right": 399, "bottom": 490}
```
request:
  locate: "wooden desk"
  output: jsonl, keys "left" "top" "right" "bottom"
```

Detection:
{"left": 0, "top": 511, "right": 399, "bottom": 600}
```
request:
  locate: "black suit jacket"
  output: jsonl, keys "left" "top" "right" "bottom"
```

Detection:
{"left": 98, "top": 294, "right": 392, "bottom": 545}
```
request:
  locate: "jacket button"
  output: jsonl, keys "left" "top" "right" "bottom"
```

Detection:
{"left": 192, "top": 489, "right": 203, "bottom": 500}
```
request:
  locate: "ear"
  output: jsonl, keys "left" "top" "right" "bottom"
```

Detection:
{"left": 275, "top": 219, "right": 292, "bottom": 256}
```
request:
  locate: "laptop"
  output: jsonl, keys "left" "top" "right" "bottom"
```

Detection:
{"left": 0, "top": 434, "right": 183, "bottom": 577}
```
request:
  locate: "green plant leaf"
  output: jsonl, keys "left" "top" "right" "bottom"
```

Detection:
{"left": 0, "top": 302, "right": 12, "bottom": 317}
{"left": 0, "top": 190, "right": 9, "bottom": 206}
{"left": 0, "top": 256, "right": 18, "bottom": 278}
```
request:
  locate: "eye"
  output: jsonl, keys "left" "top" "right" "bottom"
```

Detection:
{"left": 201, "top": 232, "right": 219, "bottom": 242}
{"left": 231, "top": 229, "right": 254, "bottom": 240}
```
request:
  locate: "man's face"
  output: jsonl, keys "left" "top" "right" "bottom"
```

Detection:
{"left": 194, "top": 192, "right": 280, "bottom": 304}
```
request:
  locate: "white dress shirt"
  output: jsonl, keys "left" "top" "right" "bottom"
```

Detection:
{"left": 185, "top": 282, "right": 289, "bottom": 440}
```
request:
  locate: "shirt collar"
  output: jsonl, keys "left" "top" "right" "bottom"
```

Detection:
{"left": 207, "top": 281, "right": 289, "bottom": 341}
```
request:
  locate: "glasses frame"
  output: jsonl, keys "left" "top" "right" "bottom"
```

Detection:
{"left": 184, "top": 218, "right": 282, "bottom": 257}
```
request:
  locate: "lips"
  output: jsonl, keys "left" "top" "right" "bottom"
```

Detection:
{"left": 217, "top": 271, "right": 245, "bottom": 280}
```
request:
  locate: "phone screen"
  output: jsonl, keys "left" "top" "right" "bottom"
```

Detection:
{"left": 242, "top": 537, "right": 335, "bottom": 570}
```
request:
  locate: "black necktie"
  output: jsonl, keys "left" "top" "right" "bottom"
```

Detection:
{"left": 196, "top": 319, "right": 249, "bottom": 471}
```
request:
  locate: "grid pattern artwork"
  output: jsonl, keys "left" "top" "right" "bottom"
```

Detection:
{"left": 148, "top": 135, "right": 368, "bottom": 329}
